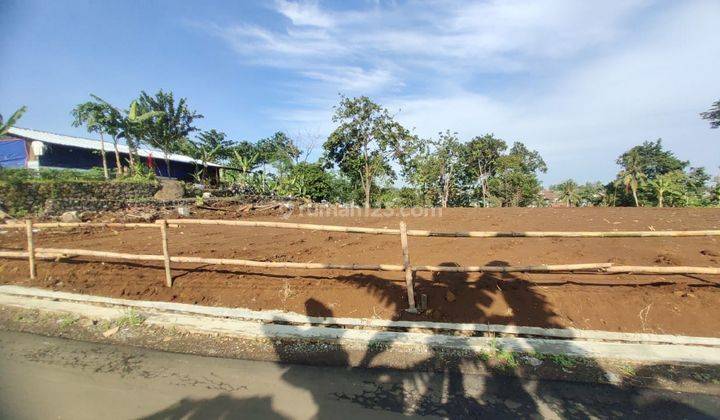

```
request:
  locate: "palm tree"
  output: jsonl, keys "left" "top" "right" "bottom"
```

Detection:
{"left": 90, "top": 95, "right": 124, "bottom": 176}
{"left": 72, "top": 101, "right": 110, "bottom": 179}
{"left": 90, "top": 96, "right": 161, "bottom": 175}
{"left": 619, "top": 150, "right": 646, "bottom": 207}
{"left": 0, "top": 106, "right": 27, "bottom": 137}
{"left": 555, "top": 179, "right": 580, "bottom": 207}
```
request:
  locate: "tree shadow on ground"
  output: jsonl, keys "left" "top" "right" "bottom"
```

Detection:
{"left": 139, "top": 394, "right": 289, "bottom": 419}
{"left": 9, "top": 252, "right": 718, "bottom": 417}
{"left": 267, "top": 263, "right": 717, "bottom": 418}
{"left": 112, "top": 260, "right": 716, "bottom": 418}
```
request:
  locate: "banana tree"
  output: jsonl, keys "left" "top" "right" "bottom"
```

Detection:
{"left": 138, "top": 90, "right": 203, "bottom": 177}
{"left": 649, "top": 171, "right": 682, "bottom": 207}
{"left": 182, "top": 139, "right": 221, "bottom": 185}
{"left": 124, "top": 100, "right": 163, "bottom": 173}
{"left": 229, "top": 149, "right": 260, "bottom": 187}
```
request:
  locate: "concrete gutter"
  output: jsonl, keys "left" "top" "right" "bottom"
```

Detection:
{"left": 0, "top": 285, "right": 718, "bottom": 366}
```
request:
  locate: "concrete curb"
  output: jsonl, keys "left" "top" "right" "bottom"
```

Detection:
{"left": 0, "top": 285, "right": 718, "bottom": 365}
{"left": 1, "top": 285, "right": 718, "bottom": 345}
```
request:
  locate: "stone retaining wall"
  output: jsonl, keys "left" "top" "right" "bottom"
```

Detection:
{"left": 0, "top": 181, "right": 161, "bottom": 216}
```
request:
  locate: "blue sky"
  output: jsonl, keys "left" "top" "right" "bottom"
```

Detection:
{"left": 1, "top": 0, "right": 718, "bottom": 185}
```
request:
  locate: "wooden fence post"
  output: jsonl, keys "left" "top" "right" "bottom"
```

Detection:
{"left": 25, "top": 219, "right": 36, "bottom": 279}
{"left": 158, "top": 220, "right": 172, "bottom": 287}
{"left": 399, "top": 221, "right": 417, "bottom": 313}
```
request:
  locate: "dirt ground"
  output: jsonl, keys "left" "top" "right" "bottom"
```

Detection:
{"left": 1, "top": 207, "right": 720, "bottom": 337}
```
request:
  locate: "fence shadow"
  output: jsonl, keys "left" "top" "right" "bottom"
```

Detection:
{"left": 259, "top": 264, "right": 715, "bottom": 418}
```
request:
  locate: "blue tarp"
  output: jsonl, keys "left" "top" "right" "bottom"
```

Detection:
{"left": 0, "top": 139, "right": 27, "bottom": 167}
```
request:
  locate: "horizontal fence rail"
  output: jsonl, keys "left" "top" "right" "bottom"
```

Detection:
{"left": 2, "top": 218, "right": 720, "bottom": 312}
{"left": 6, "top": 219, "right": 720, "bottom": 237}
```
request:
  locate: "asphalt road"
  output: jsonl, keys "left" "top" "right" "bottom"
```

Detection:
{"left": 0, "top": 330, "right": 718, "bottom": 419}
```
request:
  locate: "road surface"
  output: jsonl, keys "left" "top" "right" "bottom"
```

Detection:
{"left": 0, "top": 330, "right": 718, "bottom": 419}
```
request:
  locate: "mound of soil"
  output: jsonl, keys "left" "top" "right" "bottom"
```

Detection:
{"left": 1, "top": 207, "right": 719, "bottom": 336}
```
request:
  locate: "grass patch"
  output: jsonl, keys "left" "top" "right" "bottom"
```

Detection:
{"left": 487, "top": 339, "right": 518, "bottom": 369}
{"left": 548, "top": 354, "right": 577, "bottom": 369}
{"left": 13, "top": 312, "right": 36, "bottom": 323}
{"left": 115, "top": 309, "right": 145, "bottom": 328}
{"left": 495, "top": 348, "right": 519, "bottom": 369}
{"left": 692, "top": 372, "right": 720, "bottom": 385}
{"left": 58, "top": 314, "right": 78, "bottom": 328}
{"left": 618, "top": 364, "right": 637, "bottom": 377}
{"left": 367, "top": 340, "right": 387, "bottom": 351}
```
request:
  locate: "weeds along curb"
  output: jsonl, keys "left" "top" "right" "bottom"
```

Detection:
{"left": 0, "top": 285, "right": 719, "bottom": 393}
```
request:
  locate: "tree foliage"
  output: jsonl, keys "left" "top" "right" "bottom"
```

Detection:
{"left": 257, "top": 132, "right": 300, "bottom": 174}
{"left": 323, "top": 95, "right": 414, "bottom": 208}
{"left": 612, "top": 139, "right": 703, "bottom": 207}
{"left": 54, "top": 91, "right": 720, "bottom": 209}
{"left": 700, "top": 99, "right": 720, "bottom": 129}
{"left": 552, "top": 179, "right": 580, "bottom": 207}
{"left": 0, "top": 106, "right": 27, "bottom": 137}
{"left": 71, "top": 101, "right": 111, "bottom": 178}
{"left": 137, "top": 90, "right": 203, "bottom": 176}
{"left": 461, "top": 134, "right": 507, "bottom": 207}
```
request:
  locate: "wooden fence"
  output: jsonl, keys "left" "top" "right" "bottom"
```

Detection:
{"left": 2, "top": 219, "right": 720, "bottom": 312}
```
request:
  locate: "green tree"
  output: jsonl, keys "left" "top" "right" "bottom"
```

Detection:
{"left": 649, "top": 171, "right": 683, "bottom": 207}
{"left": 195, "top": 129, "right": 234, "bottom": 162}
{"left": 578, "top": 182, "right": 606, "bottom": 206}
{"left": 709, "top": 175, "right": 720, "bottom": 205}
{"left": 0, "top": 106, "right": 27, "bottom": 137}
{"left": 181, "top": 129, "right": 239, "bottom": 184}
{"left": 401, "top": 131, "right": 464, "bottom": 207}
{"left": 395, "top": 135, "right": 436, "bottom": 206}
{"left": 461, "top": 134, "right": 507, "bottom": 207}
{"left": 91, "top": 96, "right": 161, "bottom": 175}
{"left": 123, "top": 100, "right": 164, "bottom": 174}
{"left": 433, "top": 131, "right": 463, "bottom": 207}
{"left": 282, "top": 162, "right": 340, "bottom": 202}
{"left": 682, "top": 167, "right": 712, "bottom": 206}
{"left": 618, "top": 139, "right": 687, "bottom": 180}
{"left": 488, "top": 151, "right": 545, "bottom": 207}
{"left": 615, "top": 140, "right": 687, "bottom": 206}
{"left": 552, "top": 179, "right": 581, "bottom": 207}
{"left": 92, "top": 96, "right": 125, "bottom": 176}
{"left": 72, "top": 101, "right": 111, "bottom": 179}
{"left": 484, "top": 142, "right": 547, "bottom": 207}
{"left": 257, "top": 132, "right": 300, "bottom": 175}
{"left": 323, "top": 95, "right": 414, "bottom": 208}
{"left": 137, "top": 90, "right": 203, "bottom": 177}
{"left": 618, "top": 150, "right": 647, "bottom": 207}
{"left": 700, "top": 100, "right": 720, "bottom": 129}
{"left": 224, "top": 145, "right": 260, "bottom": 187}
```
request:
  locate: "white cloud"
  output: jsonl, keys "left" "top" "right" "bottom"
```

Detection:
{"left": 383, "top": 0, "right": 720, "bottom": 183}
{"left": 203, "top": 1, "right": 650, "bottom": 90}
{"left": 194, "top": 0, "right": 720, "bottom": 183}
{"left": 274, "top": 0, "right": 334, "bottom": 28}
{"left": 301, "top": 65, "right": 400, "bottom": 92}
{"left": 212, "top": 24, "right": 344, "bottom": 58}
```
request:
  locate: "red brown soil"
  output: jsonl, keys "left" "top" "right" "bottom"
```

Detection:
{"left": 2, "top": 207, "right": 720, "bottom": 337}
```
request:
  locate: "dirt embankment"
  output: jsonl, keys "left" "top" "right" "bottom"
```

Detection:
{"left": 1, "top": 207, "right": 719, "bottom": 337}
